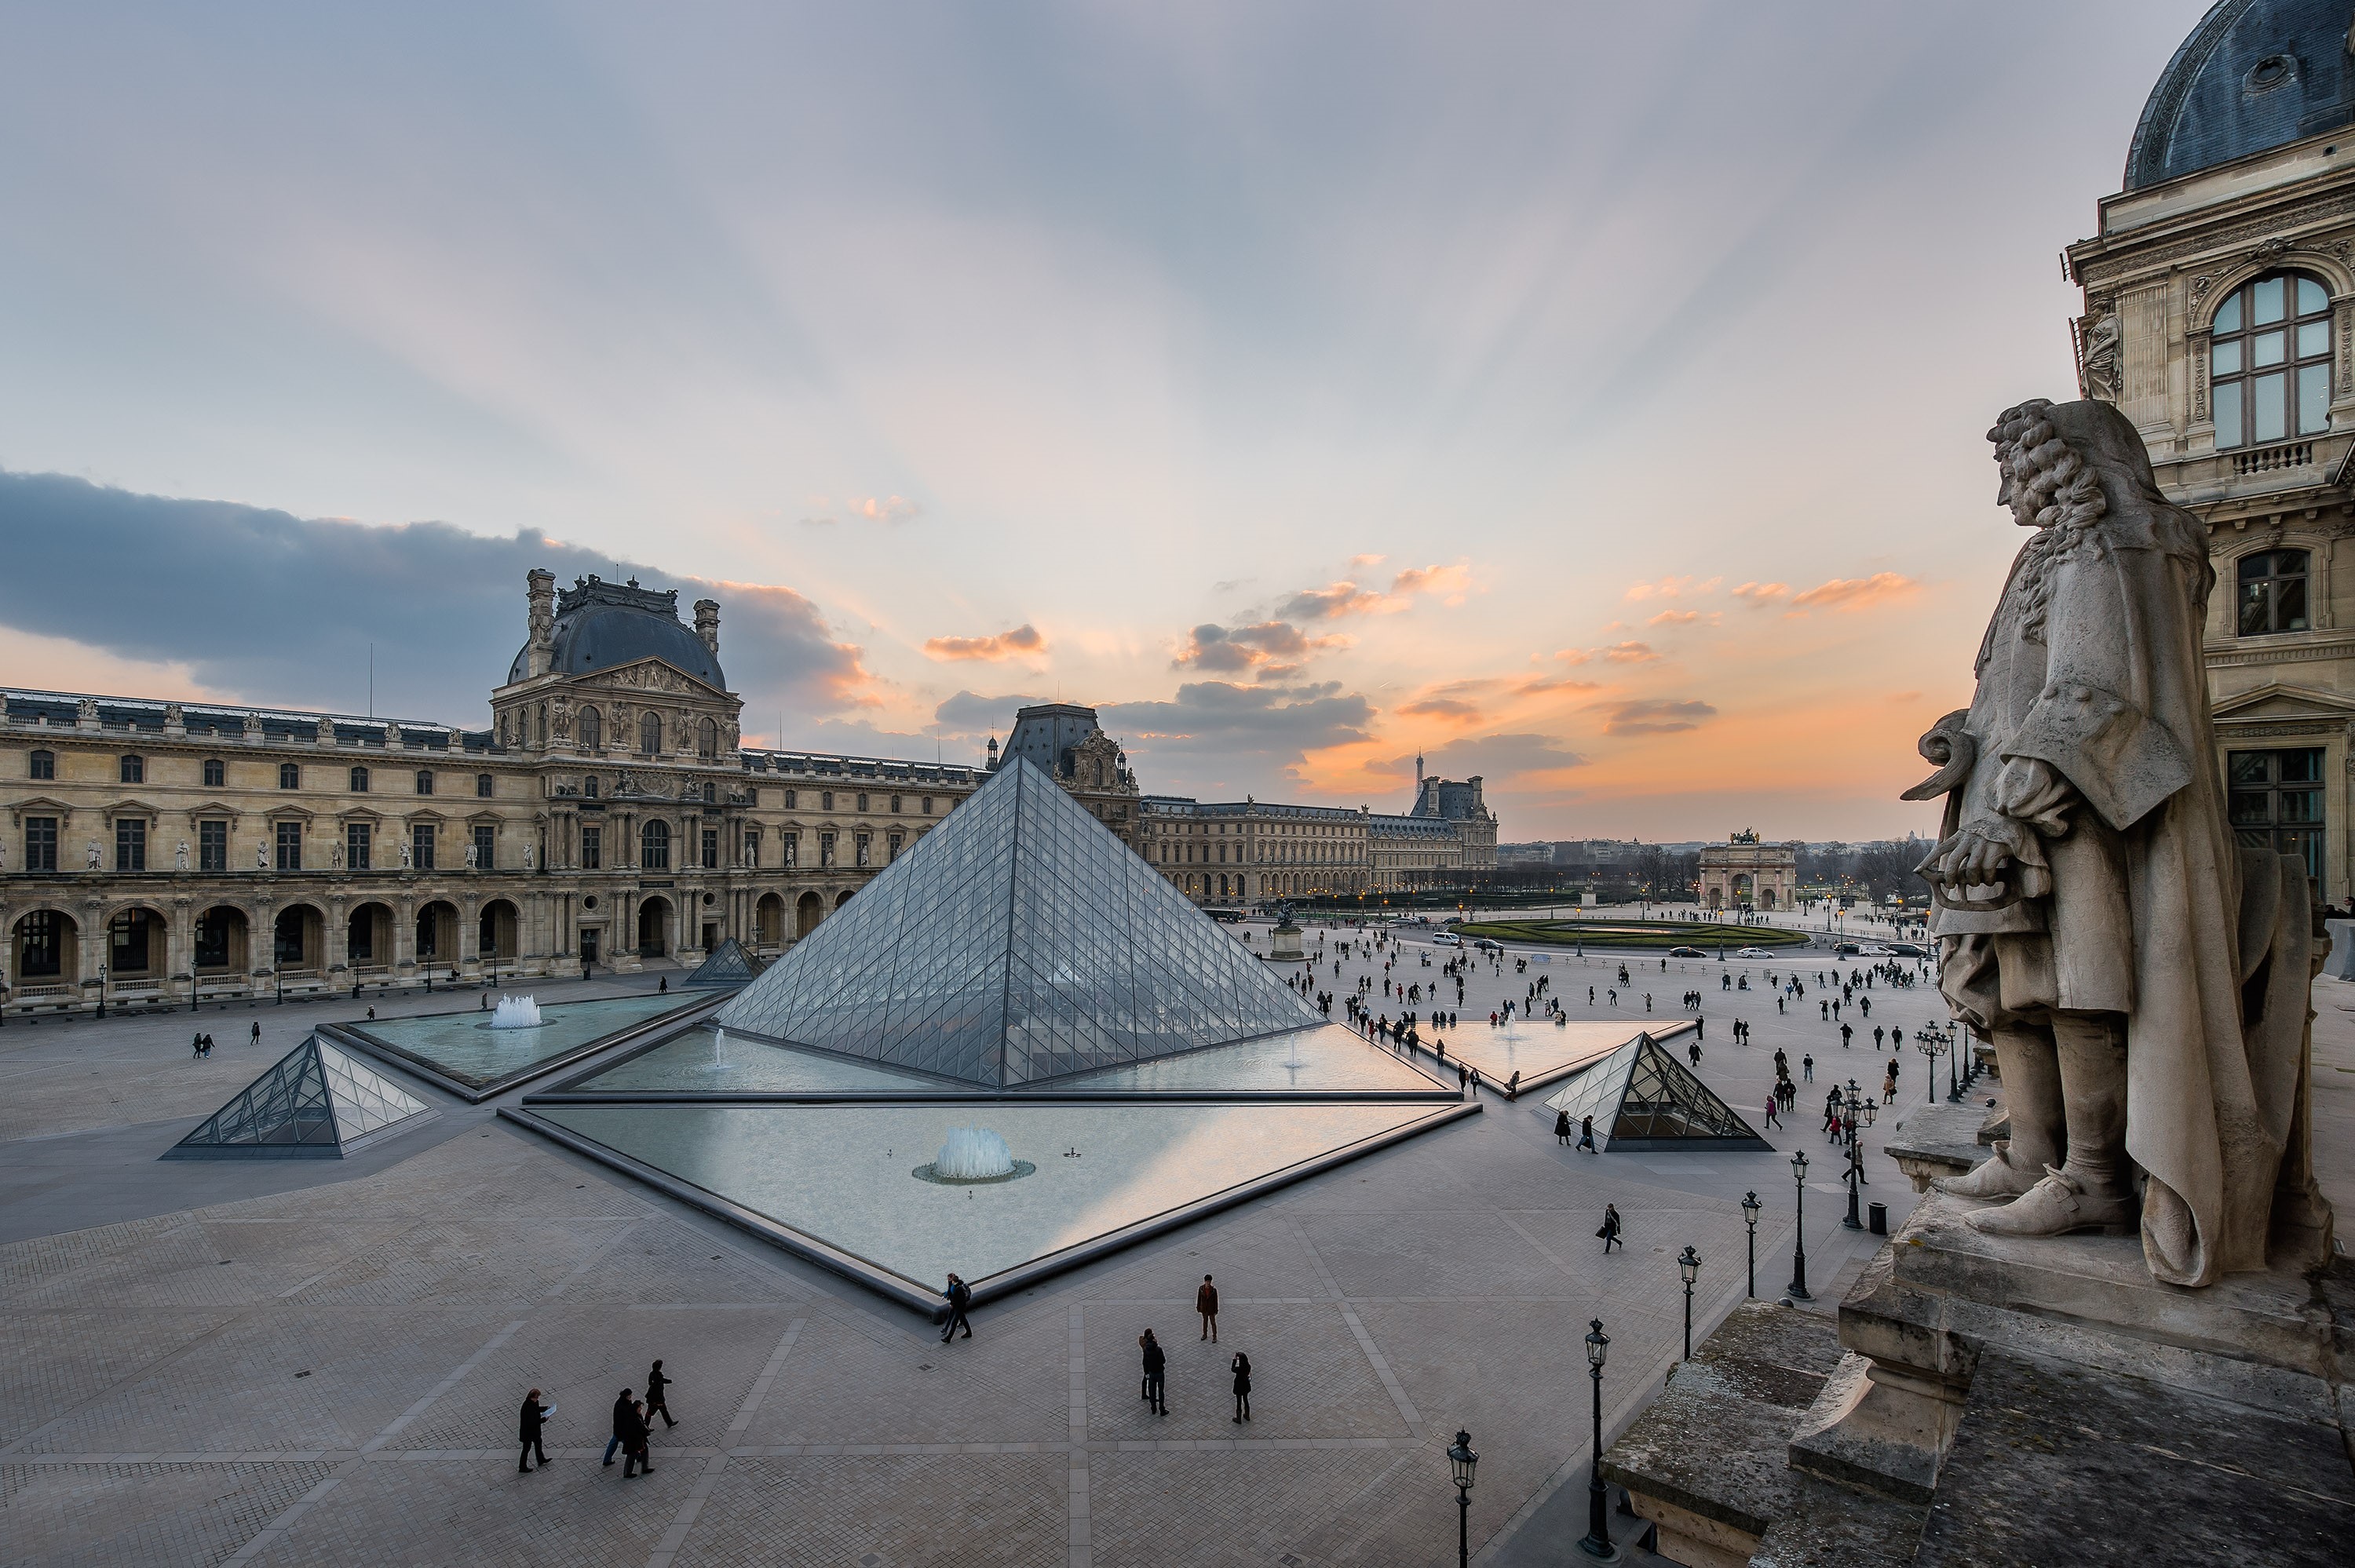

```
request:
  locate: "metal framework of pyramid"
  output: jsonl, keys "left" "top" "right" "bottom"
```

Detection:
{"left": 164, "top": 1035, "right": 437, "bottom": 1159}
{"left": 1540, "top": 1032, "right": 1769, "bottom": 1152}
{"left": 683, "top": 937, "right": 765, "bottom": 986}
{"left": 715, "top": 759, "right": 1321, "bottom": 1086}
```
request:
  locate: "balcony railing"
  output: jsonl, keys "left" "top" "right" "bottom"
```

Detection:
{"left": 2232, "top": 440, "right": 2313, "bottom": 476}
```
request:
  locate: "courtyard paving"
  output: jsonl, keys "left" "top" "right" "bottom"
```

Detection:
{"left": 8, "top": 927, "right": 2339, "bottom": 1566}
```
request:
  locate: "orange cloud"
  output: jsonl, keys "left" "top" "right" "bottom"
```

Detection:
{"left": 1400, "top": 696, "right": 1482, "bottom": 722}
{"left": 1603, "top": 641, "right": 1658, "bottom": 663}
{"left": 1390, "top": 561, "right": 1473, "bottom": 600}
{"left": 1732, "top": 581, "right": 1791, "bottom": 605}
{"left": 1787, "top": 572, "right": 1922, "bottom": 614}
{"left": 923, "top": 623, "right": 1047, "bottom": 662}
{"left": 1624, "top": 574, "right": 1722, "bottom": 602}
{"left": 1647, "top": 609, "right": 1716, "bottom": 627}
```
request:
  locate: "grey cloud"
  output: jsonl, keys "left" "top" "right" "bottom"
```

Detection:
{"left": 1597, "top": 698, "right": 1718, "bottom": 736}
{"left": 931, "top": 689, "right": 1052, "bottom": 735}
{"left": 0, "top": 469, "right": 871, "bottom": 724}
{"left": 1372, "top": 732, "right": 1585, "bottom": 781}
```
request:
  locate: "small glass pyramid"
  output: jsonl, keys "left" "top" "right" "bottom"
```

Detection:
{"left": 1540, "top": 1032, "right": 1769, "bottom": 1151}
{"left": 716, "top": 759, "right": 1321, "bottom": 1086}
{"left": 683, "top": 938, "right": 765, "bottom": 987}
{"left": 165, "top": 1035, "right": 436, "bottom": 1159}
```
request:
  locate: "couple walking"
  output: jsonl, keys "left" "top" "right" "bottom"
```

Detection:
{"left": 601, "top": 1360, "right": 679, "bottom": 1478}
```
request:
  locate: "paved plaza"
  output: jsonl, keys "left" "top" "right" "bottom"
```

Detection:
{"left": 6, "top": 922, "right": 2342, "bottom": 1566}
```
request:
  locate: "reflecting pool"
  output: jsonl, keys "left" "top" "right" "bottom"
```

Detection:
{"left": 350, "top": 992, "right": 696, "bottom": 1089}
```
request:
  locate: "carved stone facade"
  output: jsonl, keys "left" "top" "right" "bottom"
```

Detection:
{"left": 2065, "top": 15, "right": 2355, "bottom": 903}
{"left": 1, "top": 573, "right": 981, "bottom": 1015}
{"left": 1696, "top": 830, "right": 1796, "bottom": 911}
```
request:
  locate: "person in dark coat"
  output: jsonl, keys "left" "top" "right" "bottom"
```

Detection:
{"left": 621, "top": 1397, "right": 654, "bottom": 1477}
{"left": 604, "top": 1387, "right": 633, "bottom": 1466}
{"left": 940, "top": 1272, "right": 973, "bottom": 1343}
{"left": 1598, "top": 1203, "right": 1623, "bottom": 1253}
{"left": 1231, "top": 1352, "right": 1253, "bottom": 1423}
{"left": 1578, "top": 1115, "right": 1597, "bottom": 1153}
{"left": 1140, "top": 1329, "right": 1167, "bottom": 1416}
{"left": 1554, "top": 1110, "right": 1572, "bottom": 1146}
{"left": 1196, "top": 1275, "right": 1219, "bottom": 1342}
{"left": 517, "top": 1388, "right": 550, "bottom": 1472}
{"left": 645, "top": 1359, "right": 677, "bottom": 1428}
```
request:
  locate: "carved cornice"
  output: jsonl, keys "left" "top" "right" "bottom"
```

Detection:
{"left": 2074, "top": 194, "right": 2355, "bottom": 287}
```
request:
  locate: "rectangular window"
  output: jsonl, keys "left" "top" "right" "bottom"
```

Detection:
{"left": 2227, "top": 748, "right": 2325, "bottom": 888}
{"left": 2214, "top": 380, "right": 2243, "bottom": 448}
{"left": 2255, "top": 371, "right": 2288, "bottom": 443}
{"left": 412, "top": 822, "right": 436, "bottom": 871}
{"left": 922, "top": 795, "right": 933, "bottom": 814}
{"left": 115, "top": 817, "right": 146, "bottom": 872}
{"left": 473, "top": 824, "right": 497, "bottom": 868}
{"left": 19, "top": 910, "right": 63, "bottom": 977}
{"left": 887, "top": 830, "right": 904, "bottom": 862}
{"left": 111, "top": 909, "right": 153, "bottom": 973}
{"left": 743, "top": 830, "right": 761, "bottom": 867}
{"left": 855, "top": 831, "right": 871, "bottom": 868}
{"left": 2299, "top": 363, "right": 2331, "bottom": 435}
{"left": 476, "top": 773, "right": 494, "bottom": 798}
{"left": 275, "top": 820, "right": 302, "bottom": 870}
{"left": 199, "top": 819, "right": 228, "bottom": 872}
{"left": 701, "top": 828, "right": 718, "bottom": 869}
{"left": 30, "top": 750, "right": 55, "bottom": 780}
{"left": 120, "top": 755, "right": 143, "bottom": 784}
{"left": 820, "top": 830, "right": 836, "bottom": 868}
{"left": 347, "top": 822, "right": 372, "bottom": 871}
{"left": 582, "top": 826, "right": 602, "bottom": 870}
{"left": 193, "top": 910, "right": 231, "bottom": 969}
{"left": 783, "top": 789, "right": 797, "bottom": 808}
{"left": 24, "top": 815, "right": 57, "bottom": 872}
{"left": 279, "top": 763, "right": 301, "bottom": 789}
{"left": 782, "top": 830, "right": 798, "bottom": 868}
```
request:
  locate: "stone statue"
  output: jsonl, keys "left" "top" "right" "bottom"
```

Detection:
{"left": 176, "top": 841, "right": 190, "bottom": 871}
{"left": 399, "top": 839, "right": 413, "bottom": 870}
{"left": 86, "top": 840, "right": 100, "bottom": 870}
{"left": 524, "top": 842, "right": 535, "bottom": 870}
{"left": 464, "top": 844, "right": 478, "bottom": 869}
{"left": 257, "top": 841, "right": 269, "bottom": 871}
{"left": 1912, "top": 398, "right": 2332, "bottom": 1286}
{"left": 330, "top": 840, "right": 344, "bottom": 870}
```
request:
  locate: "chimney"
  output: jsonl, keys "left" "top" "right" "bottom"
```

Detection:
{"left": 694, "top": 598, "right": 721, "bottom": 658}
{"left": 987, "top": 735, "right": 1000, "bottom": 771}
{"left": 526, "top": 569, "right": 557, "bottom": 677}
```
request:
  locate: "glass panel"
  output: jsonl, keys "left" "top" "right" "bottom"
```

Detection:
{"left": 2280, "top": 789, "right": 2324, "bottom": 824}
{"left": 2279, "top": 827, "right": 2324, "bottom": 881}
{"left": 2255, "top": 275, "right": 2284, "bottom": 324}
{"left": 2214, "top": 380, "right": 2243, "bottom": 447}
{"left": 2255, "top": 372, "right": 2287, "bottom": 442}
{"left": 2299, "top": 364, "right": 2330, "bottom": 433}
{"left": 2212, "top": 338, "right": 2242, "bottom": 374}
{"left": 2276, "top": 574, "right": 2309, "bottom": 629}
{"left": 2280, "top": 748, "right": 2323, "bottom": 783}
{"left": 2254, "top": 330, "right": 2287, "bottom": 367}
{"left": 2214, "top": 293, "right": 2243, "bottom": 334}
{"left": 2230, "top": 791, "right": 2274, "bottom": 826}
{"left": 2298, "top": 275, "right": 2328, "bottom": 315}
{"left": 2298, "top": 321, "right": 2329, "bottom": 358}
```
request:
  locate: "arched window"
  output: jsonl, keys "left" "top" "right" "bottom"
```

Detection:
{"left": 579, "top": 706, "right": 601, "bottom": 751}
{"left": 641, "top": 819, "right": 671, "bottom": 870}
{"left": 203, "top": 757, "right": 224, "bottom": 787}
{"left": 119, "top": 755, "right": 144, "bottom": 785}
{"left": 349, "top": 766, "right": 370, "bottom": 792}
{"left": 279, "top": 762, "right": 301, "bottom": 789}
{"left": 476, "top": 773, "right": 493, "bottom": 798}
{"left": 2212, "top": 272, "right": 2331, "bottom": 450}
{"left": 856, "top": 792, "right": 868, "bottom": 812}
{"left": 698, "top": 717, "right": 717, "bottom": 759}
{"left": 415, "top": 770, "right": 435, "bottom": 795}
{"left": 639, "top": 712, "right": 663, "bottom": 756}
{"left": 2238, "top": 549, "right": 2311, "bottom": 636}
{"left": 821, "top": 791, "right": 834, "bottom": 811}
{"left": 28, "top": 749, "right": 53, "bottom": 780}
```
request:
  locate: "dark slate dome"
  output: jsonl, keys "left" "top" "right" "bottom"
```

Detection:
{"left": 2127, "top": 0, "right": 2355, "bottom": 191}
{"left": 507, "top": 577, "right": 726, "bottom": 688}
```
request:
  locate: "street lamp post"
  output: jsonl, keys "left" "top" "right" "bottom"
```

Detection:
{"left": 1948, "top": 1020, "right": 1964, "bottom": 1101}
{"left": 1740, "top": 1191, "right": 1762, "bottom": 1298}
{"left": 1678, "top": 1245, "right": 1701, "bottom": 1360}
{"left": 1579, "top": 1319, "right": 1617, "bottom": 1560}
{"left": 1787, "top": 1150, "right": 1812, "bottom": 1300}
{"left": 1447, "top": 1429, "right": 1478, "bottom": 1568}
{"left": 97, "top": 963, "right": 108, "bottom": 1020}
{"left": 1915, "top": 1026, "right": 1946, "bottom": 1110}
{"left": 1842, "top": 1080, "right": 1864, "bottom": 1229}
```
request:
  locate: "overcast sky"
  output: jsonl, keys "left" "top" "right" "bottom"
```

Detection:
{"left": 0, "top": 2, "right": 2213, "bottom": 840}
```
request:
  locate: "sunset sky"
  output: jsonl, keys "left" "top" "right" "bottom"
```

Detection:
{"left": 0, "top": 2, "right": 2212, "bottom": 841}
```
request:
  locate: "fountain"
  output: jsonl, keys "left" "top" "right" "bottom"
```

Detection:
{"left": 935, "top": 1127, "right": 1016, "bottom": 1180}
{"left": 488, "top": 994, "right": 545, "bottom": 1030}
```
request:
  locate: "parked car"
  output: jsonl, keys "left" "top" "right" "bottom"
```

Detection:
{"left": 1666, "top": 946, "right": 1705, "bottom": 958}
{"left": 1735, "top": 946, "right": 1777, "bottom": 959}
{"left": 1432, "top": 932, "right": 1462, "bottom": 946}
{"left": 1833, "top": 942, "right": 1860, "bottom": 956}
{"left": 1884, "top": 942, "right": 1926, "bottom": 957}
{"left": 1855, "top": 944, "right": 1895, "bottom": 957}
{"left": 1473, "top": 939, "right": 1504, "bottom": 954}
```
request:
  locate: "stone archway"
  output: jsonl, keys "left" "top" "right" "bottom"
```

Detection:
{"left": 477, "top": 899, "right": 520, "bottom": 963}
{"left": 794, "top": 891, "right": 823, "bottom": 939}
{"left": 834, "top": 888, "right": 854, "bottom": 910}
{"left": 755, "top": 892, "right": 786, "bottom": 948}
{"left": 637, "top": 895, "right": 673, "bottom": 957}
{"left": 414, "top": 900, "right": 459, "bottom": 970}
{"left": 9, "top": 908, "right": 79, "bottom": 996}
{"left": 103, "top": 903, "right": 167, "bottom": 981}
{"left": 192, "top": 905, "right": 249, "bottom": 979}
{"left": 274, "top": 903, "right": 326, "bottom": 973}
{"left": 347, "top": 902, "right": 395, "bottom": 975}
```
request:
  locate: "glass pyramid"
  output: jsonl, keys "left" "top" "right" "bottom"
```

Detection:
{"left": 684, "top": 937, "right": 765, "bottom": 987}
{"left": 165, "top": 1035, "right": 436, "bottom": 1159}
{"left": 715, "top": 759, "right": 1321, "bottom": 1086}
{"left": 1539, "top": 1032, "right": 1769, "bottom": 1151}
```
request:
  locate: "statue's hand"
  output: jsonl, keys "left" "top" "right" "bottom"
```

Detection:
{"left": 1926, "top": 819, "right": 2028, "bottom": 891}
{"left": 1992, "top": 757, "right": 2074, "bottom": 834}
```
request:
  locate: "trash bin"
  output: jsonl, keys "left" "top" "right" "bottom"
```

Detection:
{"left": 1868, "top": 1201, "right": 1888, "bottom": 1235}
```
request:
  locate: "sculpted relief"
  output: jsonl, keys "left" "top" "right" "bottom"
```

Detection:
{"left": 1911, "top": 399, "right": 2333, "bottom": 1286}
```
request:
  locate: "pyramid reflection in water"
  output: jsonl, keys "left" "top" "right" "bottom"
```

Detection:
{"left": 1540, "top": 1032, "right": 1770, "bottom": 1152}
{"left": 166, "top": 1035, "right": 437, "bottom": 1159}
{"left": 716, "top": 759, "right": 1320, "bottom": 1085}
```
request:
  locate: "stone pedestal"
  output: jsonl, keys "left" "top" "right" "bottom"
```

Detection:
{"left": 1267, "top": 921, "right": 1304, "bottom": 963}
{"left": 2326, "top": 917, "right": 2355, "bottom": 981}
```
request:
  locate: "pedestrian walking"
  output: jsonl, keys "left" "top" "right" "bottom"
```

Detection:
{"left": 1802, "top": 1053, "right": 1814, "bottom": 1082}
{"left": 1554, "top": 1109, "right": 1572, "bottom": 1146}
{"left": 1231, "top": 1352, "right": 1253, "bottom": 1423}
{"left": 1578, "top": 1114, "right": 1597, "bottom": 1153}
{"left": 1196, "top": 1275, "right": 1220, "bottom": 1342}
{"left": 1687, "top": 1039, "right": 1702, "bottom": 1070}
{"left": 517, "top": 1388, "right": 551, "bottom": 1473}
{"left": 622, "top": 1398, "right": 654, "bottom": 1477}
{"left": 1840, "top": 1022, "right": 1853, "bottom": 1048}
{"left": 940, "top": 1272, "right": 973, "bottom": 1342}
{"left": 645, "top": 1359, "right": 677, "bottom": 1429}
{"left": 1141, "top": 1329, "right": 1167, "bottom": 1416}
{"left": 1598, "top": 1203, "right": 1623, "bottom": 1253}
{"left": 1764, "top": 1092, "right": 1782, "bottom": 1129}
{"left": 250, "top": 1020, "right": 261, "bottom": 1045}
{"left": 604, "top": 1387, "right": 633, "bottom": 1466}
{"left": 191, "top": 1030, "right": 203, "bottom": 1058}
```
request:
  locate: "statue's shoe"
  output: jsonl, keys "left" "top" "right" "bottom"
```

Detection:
{"left": 1934, "top": 1151, "right": 2041, "bottom": 1200}
{"left": 1963, "top": 1166, "right": 2134, "bottom": 1238}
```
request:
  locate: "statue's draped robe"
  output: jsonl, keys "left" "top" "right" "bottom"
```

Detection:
{"left": 1933, "top": 479, "right": 2324, "bottom": 1285}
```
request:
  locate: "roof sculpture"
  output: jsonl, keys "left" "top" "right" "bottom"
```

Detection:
{"left": 165, "top": 1036, "right": 436, "bottom": 1159}
{"left": 2127, "top": 0, "right": 2355, "bottom": 191}
{"left": 715, "top": 758, "right": 1320, "bottom": 1085}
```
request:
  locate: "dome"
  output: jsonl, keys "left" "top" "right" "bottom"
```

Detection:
{"left": 2126, "top": 0, "right": 2355, "bottom": 191}
{"left": 506, "top": 577, "right": 726, "bottom": 688}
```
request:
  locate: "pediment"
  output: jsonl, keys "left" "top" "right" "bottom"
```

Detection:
{"left": 567, "top": 660, "right": 729, "bottom": 702}
{"left": 2211, "top": 682, "right": 2355, "bottom": 722}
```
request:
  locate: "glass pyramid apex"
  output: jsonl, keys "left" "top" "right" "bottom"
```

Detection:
{"left": 684, "top": 937, "right": 765, "bottom": 986}
{"left": 166, "top": 1034, "right": 436, "bottom": 1159}
{"left": 1540, "top": 1032, "right": 1769, "bottom": 1151}
{"left": 715, "top": 758, "right": 1321, "bottom": 1086}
